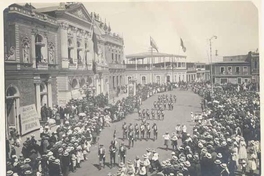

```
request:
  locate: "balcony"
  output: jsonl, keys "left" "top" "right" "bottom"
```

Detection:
{"left": 36, "top": 62, "right": 48, "bottom": 70}
{"left": 217, "top": 71, "right": 249, "bottom": 76}
{"left": 69, "top": 63, "right": 77, "bottom": 70}
{"left": 109, "top": 63, "right": 126, "bottom": 69}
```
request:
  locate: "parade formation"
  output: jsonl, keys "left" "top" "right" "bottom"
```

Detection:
{"left": 4, "top": 2, "right": 260, "bottom": 176}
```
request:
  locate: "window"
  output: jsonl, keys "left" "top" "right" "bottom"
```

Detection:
{"left": 220, "top": 67, "right": 225, "bottom": 74}
{"left": 255, "top": 60, "right": 258, "bottom": 69}
{"left": 182, "top": 62, "right": 185, "bottom": 67}
{"left": 238, "top": 78, "right": 241, "bottom": 84}
{"left": 243, "top": 66, "right": 248, "bottom": 74}
{"left": 221, "top": 78, "right": 227, "bottom": 84}
{"left": 156, "top": 76, "right": 160, "bottom": 84}
{"left": 128, "top": 76, "right": 131, "bottom": 83}
{"left": 227, "top": 67, "right": 232, "bottom": 74}
{"left": 235, "top": 67, "right": 240, "bottom": 74}
{"left": 112, "top": 53, "right": 114, "bottom": 63}
{"left": 85, "top": 43, "right": 88, "bottom": 64}
{"left": 142, "top": 76, "right": 146, "bottom": 85}
{"left": 68, "top": 39, "right": 73, "bottom": 63}
{"left": 178, "top": 62, "right": 181, "bottom": 67}
{"left": 35, "top": 34, "right": 44, "bottom": 64}
{"left": 115, "top": 54, "right": 118, "bottom": 63}
{"left": 245, "top": 79, "right": 248, "bottom": 83}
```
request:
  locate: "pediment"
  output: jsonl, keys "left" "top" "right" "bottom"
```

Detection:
{"left": 66, "top": 4, "right": 92, "bottom": 22}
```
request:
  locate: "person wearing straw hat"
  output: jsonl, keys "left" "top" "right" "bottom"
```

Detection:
{"left": 143, "top": 154, "right": 150, "bottom": 175}
{"left": 98, "top": 144, "right": 106, "bottom": 169}
{"left": 139, "top": 161, "right": 147, "bottom": 176}
{"left": 171, "top": 133, "right": 178, "bottom": 151}
{"left": 134, "top": 156, "right": 141, "bottom": 175}
{"left": 61, "top": 152, "right": 70, "bottom": 176}
{"left": 119, "top": 143, "right": 127, "bottom": 164}
{"left": 220, "top": 163, "right": 230, "bottom": 176}
{"left": 163, "top": 132, "right": 170, "bottom": 150}
{"left": 109, "top": 141, "right": 117, "bottom": 168}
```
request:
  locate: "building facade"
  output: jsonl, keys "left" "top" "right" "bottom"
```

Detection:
{"left": 93, "top": 14, "right": 125, "bottom": 98}
{"left": 37, "top": 3, "right": 110, "bottom": 105}
{"left": 247, "top": 51, "right": 259, "bottom": 85}
{"left": 212, "top": 57, "right": 251, "bottom": 85}
{"left": 4, "top": 3, "right": 125, "bottom": 135}
{"left": 186, "top": 62, "right": 210, "bottom": 82}
{"left": 125, "top": 52, "right": 187, "bottom": 85}
{"left": 4, "top": 3, "right": 60, "bottom": 133}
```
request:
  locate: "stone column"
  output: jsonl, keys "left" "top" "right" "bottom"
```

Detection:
{"left": 47, "top": 77, "right": 53, "bottom": 108}
{"left": 34, "top": 76, "right": 41, "bottom": 119}
{"left": 31, "top": 33, "right": 36, "bottom": 68}
{"left": 100, "top": 77, "right": 104, "bottom": 94}
{"left": 60, "top": 22, "right": 69, "bottom": 68}
{"left": 72, "top": 27, "right": 77, "bottom": 64}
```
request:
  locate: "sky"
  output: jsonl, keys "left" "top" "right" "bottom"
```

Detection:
{"left": 31, "top": 1, "right": 259, "bottom": 63}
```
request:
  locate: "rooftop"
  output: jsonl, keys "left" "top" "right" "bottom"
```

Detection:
{"left": 126, "top": 52, "right": 186, "bottom": 59}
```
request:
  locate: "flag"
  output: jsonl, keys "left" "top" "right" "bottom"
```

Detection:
{"left": 256, "top": 48, "right": 258, "bottom": 53}
{"left": 150, "top": 36, "right": 159, "bottom": 52}
{"left": 180, "top": 38, "right": 186, "bottom": 52}
{"left": 92, "top": 26, "right": 99, "bottom": 55}
{"left": 92, "top": 60, "right": 97, "bottom": 74}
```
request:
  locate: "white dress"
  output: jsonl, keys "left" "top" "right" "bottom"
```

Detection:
{"left": 248, "top": 153, "right": 257, "bottom": 171}
{"left": 238, "top": 141, "right": 248, "bottom": 160}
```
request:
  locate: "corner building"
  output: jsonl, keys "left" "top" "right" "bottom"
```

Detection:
{"left": 4, "top": 3, "right": 59, "bottom": 134}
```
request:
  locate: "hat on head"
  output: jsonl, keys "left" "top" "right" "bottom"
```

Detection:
{"left": 24, "top": 170, "right": 32, "bottom": 175}
{"left": 184, "top": 161, "right": 191, "bottom": 167}
{"left": 205, "top": 153, "right": 212, "bottom": 159}
{"left": 6, "top": 170, "right": 13, "bottom": 176}
{"left": 54, "top": 159, "right": 60, "bottom": 165}
{"left": 220, "top": 163, "right": 227, "bottom": 168}
{"left": 63, "top": 152, "right": 69, "bottom": 156}
{"left": 214, "top": 160, "right": 221, "bottom": 165}
{"left": 217, "top": 153, "right": 222, "bottom": 158}
{"left": 24, "top": 158, "right": 31, "bottom": 163}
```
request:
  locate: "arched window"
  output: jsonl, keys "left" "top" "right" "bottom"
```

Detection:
{"left": 6, "top": 86, "right": 20, "bottom": 126}
{"left": 68, "top": 39, "right": 73, "bottom": 63}
{"left": 77, "top": 41, "right": 82, "bottom": 64}
{"left": 35, "top": 34, "right": 44, "bottom": 64}
{"left": 49, "top": 43, "right": 55, "bottom": 63}
{"left": 142, "top": 76, "right": 146, "bottom": 85}
{"left": 79, "top": 78, "right": 85, "bottom": 87}
{"left": 128, "top": 76, "right": 131, "bottom": 83}
{"left": 71, "top": 79, "right": 78, "bottom": 89}
{"left": 156, "top": 76, "right": 160, "bottom": 84}
{"left": 85, "top": 42, "right": 88, "bottom": 65}
{"left": 22, "top": 37, "right": 30, "bottom": 63}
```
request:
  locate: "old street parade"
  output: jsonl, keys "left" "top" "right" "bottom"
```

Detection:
{"left": 4, "top": 2, "right": 261, "bottom": 176}
{"left": 5, "top": 82, "right": 260, "bottom": 176}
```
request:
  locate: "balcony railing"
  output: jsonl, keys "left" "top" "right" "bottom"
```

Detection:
{"left": 69, "top": 63, "right": 77, "bottom": 70}
{"left": 36, "top": 62, "right": 48, "bottom": 70}
{"left": 217, "top": 71, "right": 249, "bottom": 75}
{"left": 109, "top": 63, "right": 126, "bottom": 69}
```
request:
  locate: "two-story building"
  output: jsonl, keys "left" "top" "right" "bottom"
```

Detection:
{"left": 4, "top": 3, "right": 60, "bottom": 134}
{"left": 186, "top": 62, "right": 210, "bottom": 82}
{"left": 125, "top": 52, "right": 187, "bottom": 85}
{"left": 212, "top": 54, "right": 251, "bottom": 84}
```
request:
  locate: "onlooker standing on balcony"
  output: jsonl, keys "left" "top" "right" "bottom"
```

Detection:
{"left": 41, "top": 104, "right": 48, "bottom": 122}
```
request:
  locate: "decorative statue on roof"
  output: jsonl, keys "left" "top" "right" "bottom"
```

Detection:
{"left": 108, "top": 23, "right": 111, "bottom": 33}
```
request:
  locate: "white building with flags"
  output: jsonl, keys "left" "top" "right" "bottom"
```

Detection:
{"left": 125, "top": 51, "right": 187, "bottom": 85}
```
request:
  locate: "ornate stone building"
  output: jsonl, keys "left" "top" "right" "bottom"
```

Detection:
{"left": 4, "top": 3, "right": 59, "bottom": 133}
{"left": 37, "top": 3, "right": 110, "bottom": 105}
{"left": 93, "top": 14, "right": 125, "bottom": 98}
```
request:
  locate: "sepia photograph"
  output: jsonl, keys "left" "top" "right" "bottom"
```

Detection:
{"left": 3, "top": 1, "right": 261, "bottom": 176}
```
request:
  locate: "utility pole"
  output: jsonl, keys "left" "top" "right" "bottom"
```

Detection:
{"left": 209, "top": 35, "right": 217, "bottom": 94}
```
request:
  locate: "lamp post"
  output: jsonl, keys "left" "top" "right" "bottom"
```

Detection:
{"left": 209, "top": 35, "right": 217, "bottom": 94}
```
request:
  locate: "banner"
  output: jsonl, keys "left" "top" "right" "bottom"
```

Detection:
{"left": 20, "top": 104, "right": 41, "bottom": 135}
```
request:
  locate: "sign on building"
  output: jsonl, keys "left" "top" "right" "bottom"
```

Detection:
{"left": 20, "top": 104, "right": 41, "bottom": 135}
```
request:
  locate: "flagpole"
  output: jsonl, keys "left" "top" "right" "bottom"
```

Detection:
{"left": 151, "top": 45, "right": 154, "bottom": 84}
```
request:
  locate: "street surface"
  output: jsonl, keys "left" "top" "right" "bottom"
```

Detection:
{"left": 71, "top": 89, "right": 202, "bottom": 176}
